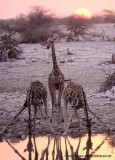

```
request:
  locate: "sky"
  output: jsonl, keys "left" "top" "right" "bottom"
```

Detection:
{"left": 0, "top": 0, "right": 115, "bottom": 19}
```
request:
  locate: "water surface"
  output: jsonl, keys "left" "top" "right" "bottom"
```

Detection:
{"left": 0, "top": 134, "right": 115, "bottom": 160}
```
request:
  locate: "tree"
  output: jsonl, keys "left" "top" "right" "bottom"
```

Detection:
{"left": 65, "top": 16, "right": 91, "bottom": 42}
{"left": 13, "top": 6, "right": 55, "bottom": 43}
{"left": 92, "top": 10, "right": 115, "bottom": 23}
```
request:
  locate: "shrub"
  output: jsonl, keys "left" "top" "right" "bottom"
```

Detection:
{"left": 0, "top": 33, "right": 22, "bottom": 61}
{"left": 99, "top": 72, "right": 115, "bottom": 92}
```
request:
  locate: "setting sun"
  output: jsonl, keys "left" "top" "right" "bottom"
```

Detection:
{"left": 73, "top": 8, "right": 92, "bottom": 19}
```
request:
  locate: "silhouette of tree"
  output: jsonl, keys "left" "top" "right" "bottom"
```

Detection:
{"left": 65, "top": 17, "right": 91, "bottom": 42}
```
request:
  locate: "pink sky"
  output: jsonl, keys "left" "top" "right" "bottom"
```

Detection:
{"left": 0, "top": 0, "right": 115, "bottom": 19}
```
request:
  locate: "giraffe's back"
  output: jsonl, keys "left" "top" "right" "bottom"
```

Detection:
{"left": 31, "top": 80, "right": 46, "bottom": 95}
{"left": 27, "top": 80, "right": 47, "bottom": 106}
{"left": 63, "top": 81, "right": 87, "bottom": 109}
{"left": 48, "top": 69, "right": 64, "bottom": 89}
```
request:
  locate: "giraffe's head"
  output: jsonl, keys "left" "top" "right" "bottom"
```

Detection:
{"left": 46, "top": 35, "right": 57, "bottom": 49}
{"left": 47, "top": 37, "right": 54, "bottom": 49}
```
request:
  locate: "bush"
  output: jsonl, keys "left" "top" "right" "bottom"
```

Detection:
{"left": 0, "top": 33, "right": 22, "bottom": 61}
{"left": 99, "top": 72, "right": 115, "bottom": 92}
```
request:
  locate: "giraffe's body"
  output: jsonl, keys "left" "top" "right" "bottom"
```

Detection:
{"left": 19, "top": 80, "right": 48, "bottom": 131}
{"left": 63, "top": 81, "right": 109, "bottom": 135}
{"left": 47, "top": 37, "right": 64, "bottom": 121}
{"left": 24, "top": 80, "right": 55, "bottom": 132}
{"left": 25, "top": 80, "right": 47, "bottom": 118}
{"left": 48, "top": 66, "right": 64, "bottom": 112}
{"left": 63, "top": 81, "right": 90, "bottom": 134}
{"left": 63, "top": 81, "right": 87, "bottom": 110}
{"left": 25, "top": 80, "right": 47, "bottom": 115}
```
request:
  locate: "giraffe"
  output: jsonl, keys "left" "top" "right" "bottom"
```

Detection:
{"left": 63, "top": 81, "right": 109, "bottom": 135}
{"left": 2, "top": 80, "right": 54, "bottom": 133}
{"left": 25, "top": 80, "right": 48, "bottom": 130}
{"left": 47, "top": 36, "right": 65, "bottom": 122}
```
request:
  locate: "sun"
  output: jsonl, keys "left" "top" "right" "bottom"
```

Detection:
{"left": 73, "top": 8, "right": 92, "bottom": 19}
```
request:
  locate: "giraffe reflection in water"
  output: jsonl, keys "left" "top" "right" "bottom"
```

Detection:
{"left": 5, "top": 132, "right": 113, "bottom": 160}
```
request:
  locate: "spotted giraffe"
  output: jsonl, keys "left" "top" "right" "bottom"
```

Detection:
{"left": 25, "top": 80, "right": 48, "bottom": 129}
{"left": 63, "top": 81, "right": 109, "bottom": 135}
{"left": 47, "top": 36, "right": 65, "bottom": 122}
{"left": 2, "top": 80, "right": 54, "bottom": 133}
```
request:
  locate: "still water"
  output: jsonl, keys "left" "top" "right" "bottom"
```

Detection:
{"left": 0, "top": 134, "right": 114, "bottom": 160}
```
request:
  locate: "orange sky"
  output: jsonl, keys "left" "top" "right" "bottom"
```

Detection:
{"left": 0, "top": 0, "right": 115, "bottom": 19}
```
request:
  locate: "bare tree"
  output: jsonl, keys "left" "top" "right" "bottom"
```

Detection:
{"left": 13, "top": 6, "right": 55, "bottom": 43}
{"left": 65, "top": 17, "right": 91, "bottom": 42}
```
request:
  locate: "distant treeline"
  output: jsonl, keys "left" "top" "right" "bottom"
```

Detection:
{"left": 0, "top": 7, "right": 115, "bottom": 44}
{"left": 91, "top": 9, "right": 115, "bottom": 23}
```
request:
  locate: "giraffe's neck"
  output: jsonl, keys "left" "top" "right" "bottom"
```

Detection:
{"left": 51, "top": 43, "right": 58, "bottom": 70}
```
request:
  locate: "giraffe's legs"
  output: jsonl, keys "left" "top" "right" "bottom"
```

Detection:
{"left": 2, "top": 104, "right": 27, "bottom": 133}
{"left": 58, "top": 85, "right": 64, "bottom": 120}
{"left": 63, "top": 107, "right": 74, "bottom": 136}
{"left": 83, "top": 107, "right": 91, "bottom": 135}
{"left": 43, "top": 93, "right": 48, "bottom": 117}
{"left": 63, "top": 100, "right": 81, "bottom": 135}
{"left": 74, "top": 109, "right": 81, "bottom": 129}
{"left": 38, "top": 105, "right": 55, "bottom": 133}
{"left": 32, "top": 104, "right": 56, "bottom": 134}
{"left": 87, "top": 107, "right": 110, "bottom": 130}
{"left": 49, "top": 87, "right": 57, "bottom": 122}
{"left": 63, "top": 99, "right": 68, "bottom": 130}
{"left": 33, "top": 105, "right": 37, "bottom": 132}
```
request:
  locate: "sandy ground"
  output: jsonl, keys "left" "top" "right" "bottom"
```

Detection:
{"left": 0, "top": 41, "right": 115, "bottom": 139}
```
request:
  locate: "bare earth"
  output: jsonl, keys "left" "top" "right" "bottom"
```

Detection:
{"left": 0, "top": 42, "right": 115, "bottom": 139}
